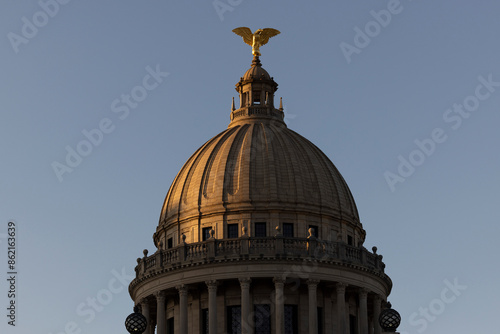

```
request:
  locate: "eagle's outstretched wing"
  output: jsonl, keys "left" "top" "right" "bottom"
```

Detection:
{"left": 232, "top": 27, "right": 253, "bottom": 46}
{"left": 259, "top": 28, "right": 281, "bottom": 46}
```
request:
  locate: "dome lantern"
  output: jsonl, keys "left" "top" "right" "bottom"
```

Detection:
{"left": 230, "top": 55, "right": 284, "bottom": 125}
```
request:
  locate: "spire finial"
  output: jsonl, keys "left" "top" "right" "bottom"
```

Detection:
{"left": 252, "top": 55, "right": 262, "bottom": 67}
{"left": 279, "top": 97, "right": 283, "bottom": 111}
{"left": 231, "top": 97, "right": 236, "bottom": 111}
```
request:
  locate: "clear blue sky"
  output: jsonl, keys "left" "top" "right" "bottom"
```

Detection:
{"left": 1, "top": 1, "right": 499, "bottom": 333}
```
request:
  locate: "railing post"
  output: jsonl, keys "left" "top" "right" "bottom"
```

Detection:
{"left": 179, "top": 234, "right": 187, "bottom": 262}
{"left": 361, "top": 247, "right": 367, "bottom": 265}
{"left": 339, "top": 242, "right": 346, "bottom": 261}
{"left": 240, "top": 226, "right": 249, "bottom": 255}
{"left": 275, "top": 226, "right": 284, "bottom": 255}
{"left": 142, "top": 249, "right": 148, "bottom": 274}
{"left": 135, "top": 258, "right": 141, "bottom": 278}
{"left": 155, "top": 250, "right": 163, "bottom": 270}
{"left": 307, "top": 228, "right": 317, "bottom": 258}
{"left": 207, "top": 229, "right": 216, "bottom": 259}
{"left": 377, "top": 255, "right": 384, "bottom": 271}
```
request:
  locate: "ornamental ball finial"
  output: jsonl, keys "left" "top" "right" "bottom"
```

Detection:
{"left": 125, "top": 305, "right": 147, "bottom": 334}
{"left": 379, "top": 302, "right": 401, "bottom": 332}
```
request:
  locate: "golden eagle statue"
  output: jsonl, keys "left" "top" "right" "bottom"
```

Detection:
{"left": 232, "top": 27, "right": 281, "bottom": 57}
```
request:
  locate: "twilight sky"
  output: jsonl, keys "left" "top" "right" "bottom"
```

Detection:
{"left": 1, "top": 1, "right": 499, "bottom": 333}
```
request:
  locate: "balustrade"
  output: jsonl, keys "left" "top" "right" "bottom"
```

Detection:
{"left": 135, "top": 236, "right": 385, "bottom": 279}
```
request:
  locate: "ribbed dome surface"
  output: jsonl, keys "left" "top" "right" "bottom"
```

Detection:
{"left": 160, "top": 120, "right": 359, "bottom": 225}
{"left": 242, "top": 65, "right": 271, "bottom": 81}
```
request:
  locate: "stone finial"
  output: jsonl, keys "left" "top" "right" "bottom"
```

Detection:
{"left": 209, "top": 228, "right": 215, "bottom": 239}
{"left": 241, "top": 226, "right": 248, "bottom": 237}
{"left": 181, "top": 233, "right": 187, "bottom": 243}
{"left": 275, "top": 226, "right": 282, "bottom": 236}
{"left": 143, "top": 249, "right": 148, "bottom": 257}
{"left": 136, "top": 258, "right": 141, "bottom": 264}
{"left": 231, "top": 97, "right": 236, "bottom": 111}
{"left": 372, "top": 246, "right": 378, "bottom": 254}
{"left": 279, "top": 97, "right": 283, "bottom": 111}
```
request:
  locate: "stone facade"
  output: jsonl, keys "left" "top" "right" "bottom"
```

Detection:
{"left": 129, "top": 56, "right": 393, "bottom": 334}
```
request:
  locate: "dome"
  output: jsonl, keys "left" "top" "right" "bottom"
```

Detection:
{"left": 242, "top": 62, "right": 271, "bottom": 81}
{"left": 154, "top": 56, "right": 364, "bottom": 247}
{"left": 159, "top": 121, "right": 359, "bottom": 226}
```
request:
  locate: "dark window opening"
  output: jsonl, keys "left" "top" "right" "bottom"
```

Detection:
{"left": 349, "top": 314, "right": 357, "bottom": 334}
{"left": 254, "top": 304, "right": 271, "bottom": 334}
{"left": 202, "top": 227, "right": 212, "bottom": 241}
{"left": 254, "top": 222, "right": 267, "bottom": 237}
{"left": 167, "top": 238, "right": 173, "bottom": 249}
{"left": 283, "top": 223, "right": 294, "bottom": 237}
{"left": 167, "top": 317, "right": 175, "bottom": 334}
{"left": 253, "top": 91, "right": 261, "bottom": 105}
{"left": 226, "top": 305, "right": 242, "bottom": 334}
{"left": 347, "top": 235, "right": 353, "bottom": 246}
{"left": 309, "top": 225, "right": 319, "bottom": 238}
{"left": 284, "top": 305, "right": 298, "bottom": 334}
{"left": 201, "top": 309, "right": 209, "bottom": 334}
{"left": 317, "top": 307, "right": 323, "bottom": 334}
{"left": 228, "top": 224, "right": 239, "bottom": 239}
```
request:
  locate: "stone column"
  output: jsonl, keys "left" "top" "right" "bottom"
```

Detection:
{"left": 177, "top": 285, "right": 188, "bottom": 334}
{"left": 359, "top": 288, "right": 369, "bottom": 334}
{"left": 206, "top": 280, "right": 218, "bottom": 334}
{"left": 273, "top": 277, "right": 285, "bottom": 334}
{"left": 155, "top": 291, "right": 166, "bottom": 334}
{"left": 140, "top": 299, "right": 151, "bottom": 334}
{"left": 239, "top": 278, "right": 252, "bottom": 334}
{"left": 373, "top": 295, "right": 382, "bottom": 334}
{"left": 307, "top": 279, "right": 319, "bottom": 334}
{"left": 336, "top": 283, "right": 347, "bottom": 334}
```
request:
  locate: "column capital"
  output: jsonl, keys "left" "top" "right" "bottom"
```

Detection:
{"left": 273, "top": 277, "right": 286, "bottom": 286}
{"left": 307, "top": 279, "right": 320, "bottom": 288}
{"left": 359, "top": 287, "right": 369, "bottom": 298}
{"left": 239, "top": 277, "right": 252, "bottom": 287}
{"left": 335, "top": 282, "right": 348, "bottom": 293}
{"left": 206, "top": 280, "right": 218, "bottom": 290}
{"left": 155, "top": 290, "right": 166, "bottom": 301}
{"left": 140, "top": 297, "right": 150, "bottom": 306}
{"left": 176, "top": 284, "right": 188, "bottom": 295}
